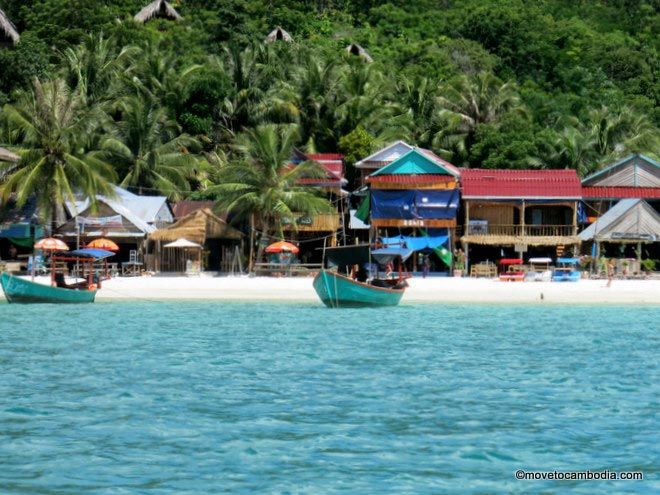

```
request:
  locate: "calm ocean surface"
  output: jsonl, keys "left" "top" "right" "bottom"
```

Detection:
{"left": 0, "top": 301, "right": 658, "bottom": 494}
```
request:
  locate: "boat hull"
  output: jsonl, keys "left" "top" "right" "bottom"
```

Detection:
{"left": 552, "top": 271, "right": 581, "bottom": 282}
{"left": 313, "top": 270, "right": 405, "bottom": 308}
{"left": 0, "top": 273, "right": 96, "bottom": 304}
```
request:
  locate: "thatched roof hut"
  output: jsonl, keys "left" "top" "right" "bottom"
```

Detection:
{"left": 0, "top": 8, "right": 19, "bottom": 45}
{"left": 346, "top": 43, "right": 373, "bottom": 62}
{"left": 0, "top": 147, "right": 19, "bottom": 163}
{"left": 150, "top": 208, "right": 242, "bottom": 245}
{"left": 265, "top": 27, "right": 293, "bottom": 43}
{"left": 134, "top": 0, "right": 182, "bottom": 23}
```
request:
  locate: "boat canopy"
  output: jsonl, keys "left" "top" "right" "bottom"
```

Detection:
{"left": 324, "top": 244, "right": 371, "bottom": 269}
{"left": 557, "top": 257, "right": 579, "bottom": 264}
{"left": 500, "top": 258, "right": 523, "bottom": 265}
{"left": 371, "top": 247, "right": 414, "bottom": 264}
{"left": 528, "top": 257, "right": 552, "bottom": 263}
{"left": 65, "top": 248, "right": 116, "bottom": 260}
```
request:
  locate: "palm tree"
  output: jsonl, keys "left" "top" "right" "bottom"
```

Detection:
{"left": 380, "top": 75, "right": 441, "bottom": 148}
{"left": 102, "top": 96, "right": 200, "bottom": 199}
{"left": 62, "top": 33, "right": 137, "bottom": 107}
{"left": 268, "top": 52, "right": 339, "bottom": 150}
{"left": 209, "top": 124, "right": 332, "bottom": 271}
{"left": 334, "top": 61, "right": 384, "bottom": 141}
{"left": 0, "top": 78, "right": 115, "bottom": 231}
{"left": 435, "top": 72, "right": 524, "bottom": 165}
{"left": 552, "top": 126, "right": 598, "bottom": 176}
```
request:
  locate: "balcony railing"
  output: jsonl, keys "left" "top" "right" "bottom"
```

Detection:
{"left": 466, "top": 224, "right": 575, "bottom": 237}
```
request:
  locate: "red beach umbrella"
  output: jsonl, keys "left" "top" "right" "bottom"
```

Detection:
{"left": 265, "top": 241, "right": 300, "bottom": 254}
{"left": 87, "top": 238, "right": 119, "bottom": 251}
{"left": 34, "top": 237, "right": 69, "bottom": 251}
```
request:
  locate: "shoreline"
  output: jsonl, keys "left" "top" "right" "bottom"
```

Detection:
{"left": 2, "top": 275, "right": 659, "bottom": 305}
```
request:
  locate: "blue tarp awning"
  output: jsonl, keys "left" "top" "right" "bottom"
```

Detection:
{"left": 66, "top": 248, "right": 116, "bottom": 260}
{"left": 371, "top": 189, "right": 459, "bottom": 220}
{"left": 371, "top": 247, "right": 414, "bottom": 264}
{"left": 382, "top": 234, "right": 449, "bottom": 251}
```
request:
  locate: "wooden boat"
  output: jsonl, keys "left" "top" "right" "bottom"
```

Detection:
{"left": 313, "top": 269, "right": 406, "bottom": 308}
{"left": 0, "top": 247, "right": 115, "bottom": 304}
{"left": 552, "top": 257, "right": 581, "bottom": 282}
{"left": 1, "top": 272, "right": 97, "bottom": 303}
{"left": 313, "top": 244, "right": 410, "bottom": 308}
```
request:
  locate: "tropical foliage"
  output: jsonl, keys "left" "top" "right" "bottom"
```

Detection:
{"left": 0, "top": 0, "right": 657, "bottom": 209}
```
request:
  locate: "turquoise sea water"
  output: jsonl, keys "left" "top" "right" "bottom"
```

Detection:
{"left": 0, "top": 301, "right": 658, "bottom": 494}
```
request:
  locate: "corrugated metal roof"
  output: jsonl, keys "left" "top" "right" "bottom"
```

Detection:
{"left": 460, "top": 169, "right": 582, "bottom": 199}
{"left": 582, "top": 186, "right": 660, "bottom": 199}
{"left": 367, "top": 174, "right": 455, "bottom": 184}
{"left": 579, "top": 199, "right": 660, "bottom": 241}
{"left": 307, "top": 153, "right": 343, "bottom": 160}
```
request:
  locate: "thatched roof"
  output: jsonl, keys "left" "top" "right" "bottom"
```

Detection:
{"left": 346, "top": 43, "right": 373, "bottom": 62}
{"left": 0, "top": 8, "right": 19, "bottom": 45}
{"left": 134, "top": 0, "right": 182, "bottom": 23}
{"left": 265, "top": 27, "right": 293, "bottom": 43}
{"left": 461, "top": 234, "right": 581, "bottom": 246}
{"left": 150, "top": 208, "right": 242, "bottom": 244}
{"left": 0, "top": 147, "right": 19, "bottom": 163}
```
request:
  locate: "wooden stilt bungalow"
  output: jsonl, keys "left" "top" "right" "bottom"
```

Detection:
{"left": 134, "top": 0, "right": 182, "bottom": 23}
{"left": 460, "top": 169, "right": 582, "bottom": 271}
{"left": 265, "top": 27, "right": 293, "bottom": 43}
{"left": 0, "top": 8, "right": 19, "bottom": 47}
{"left": 364, "top": 148, "right": 461, "bottom": 274}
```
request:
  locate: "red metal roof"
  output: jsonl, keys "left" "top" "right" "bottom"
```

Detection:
{"left": 307, "top": 153, "right": 343, "bottom": 161}
{"left": 367, "top": 174, "right": 456, "bottom": 185}
{"left": 581, "top": 186, "right": 660, "bottom": 199}
{"left": 418, "top": 148, "right": 461, "bottom": 177}
{"left": 460, "top": 169, "right": 582, "bottom": 198}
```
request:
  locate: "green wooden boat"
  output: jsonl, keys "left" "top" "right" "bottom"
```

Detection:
{"left": 313, "top": 269, "right": 406, "bottom": 308}
{"left": 1, "top": 272, "right": 97, "bottom": 304}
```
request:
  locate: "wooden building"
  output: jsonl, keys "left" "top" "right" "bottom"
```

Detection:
{"left": 460, "top": 169, "right": 582, "bottom": 266}
{"left": 365, "top": 148, "right": 460, "bottom": 272}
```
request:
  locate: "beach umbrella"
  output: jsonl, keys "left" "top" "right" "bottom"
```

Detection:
{"left": 87, "top": 237, "right": 119, "bottom": 251}
{"left": 265, "top": 241, "right": 299, "bottom": 254}
{"left": 163, "top": 238, "right": 203, "bottom": 249}
{"left": 34, "top": 237, "right": 69, "bottom": 251}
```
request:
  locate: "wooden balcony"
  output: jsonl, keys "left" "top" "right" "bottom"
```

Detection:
{"left": 282, "top": 213, "right": 340, "bottom": 232}
{"left": 462, "top": 224, "right": 579, "bottom": 246}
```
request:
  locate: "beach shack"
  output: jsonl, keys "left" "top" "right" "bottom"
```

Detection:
{"left": 460, "top": 169, "right": 582, "bottom": 270}
{"left": 280, "top": 150, "right": 346, "bottom": 263}
{"left": 148, "top": 208, "right": 243, "bottom": 273}
{"left": 265, "top": 27, "right": 293, "bottom": 43}
{"left": 364, "top": 148, "right": 461, "bottom": 274}
{"left": 579, "top": 199, "right": 660, "bottom": 274}
{"left": 134, "top": 0, "right": 182, "bottom": 23}
{"left": 580, "top": 154, "right": 660, "bottom": 269}
{"left": 57, "top": 185, "right": 172, "bottom": 271}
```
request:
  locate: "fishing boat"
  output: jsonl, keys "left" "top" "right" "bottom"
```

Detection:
{"left": 552, "top": 257, "right": 581, "bottom": 282}
{"left": 313, "top": 244, "right": 411, "bottom": 308}
{"left": 1, "top": 248, "right": 115, "bottom": 304}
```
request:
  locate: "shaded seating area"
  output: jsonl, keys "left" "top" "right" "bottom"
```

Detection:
{"left": 149, "top": 208, "right": 243, "bottom": 273}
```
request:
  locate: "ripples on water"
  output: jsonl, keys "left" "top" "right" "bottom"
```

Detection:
{"left": 0, "top": 302, "right": 658, "bottom": 494}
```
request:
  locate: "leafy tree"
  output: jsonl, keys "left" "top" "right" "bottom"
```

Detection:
{"left": 435, "top": 72, "right": 524, "bottom": 165}
{"left": 0, "top": 78, "right": 115, "bottom": 230}
{"left": 102, "top": 96, "right": 201, "bottom": 199}
{"left": 209, "top": 124, "right": 332, "bottom": 270}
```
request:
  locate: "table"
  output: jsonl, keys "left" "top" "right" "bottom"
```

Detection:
{"left": 121, "top": 261, "right": 143, "bottom": 277}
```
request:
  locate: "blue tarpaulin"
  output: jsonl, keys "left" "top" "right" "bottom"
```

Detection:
{"left": 381, "top": 234, "right": 449, "bottom": 251}
{"left": 371, "top": 189, "right": 459, "bottom": 220}
{"left": 67, "top": 248, "right": 116, "bottom": 260}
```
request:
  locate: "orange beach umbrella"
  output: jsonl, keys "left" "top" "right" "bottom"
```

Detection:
{"left": 265, "top": 241, "right": 299, "bottom": 254}
{"left": 87, "top": 237, "right": 119, "bottom": 251}
{"left": 34, "top": 237, "right": 69, "bottom": 251}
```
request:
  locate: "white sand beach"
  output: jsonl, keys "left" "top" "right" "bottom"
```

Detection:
{"left": 2, "top": 274, "right": 658, "bottom": 304}
{"left": 83, "top": 275, "right": 660, "bottom": 304}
